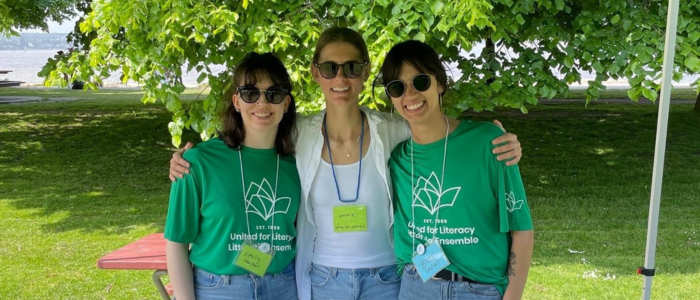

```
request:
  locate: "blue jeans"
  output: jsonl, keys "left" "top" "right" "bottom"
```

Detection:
{"left": 310, "top": 263, "right": 401, "bottom": 300}
{"left": 398, "top": 264, "right": 502, "bottom": 300}
{"left": 193, "top": 261, "right": 298, "bottom": 300}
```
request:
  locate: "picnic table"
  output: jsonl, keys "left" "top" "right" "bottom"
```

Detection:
{"left": 97, "top": 233, "right": 172, "bottom": 300}
{"left": 0, "top": 70, "right": 23, "bottom": 87}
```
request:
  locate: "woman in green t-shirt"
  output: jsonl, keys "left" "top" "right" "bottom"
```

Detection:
{"left": 378, "top": 41, "right": 535, "bottom": 300}
{"left": 164, "top": 52, "right": 302, "bottom": 300}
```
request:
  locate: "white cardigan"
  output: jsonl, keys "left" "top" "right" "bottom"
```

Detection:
{"left": 294, "top": 106, "right": 411, "bottom": 300}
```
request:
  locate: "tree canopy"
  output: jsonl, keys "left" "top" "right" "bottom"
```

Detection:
{"left": 40, "top": 0, "right": 700, "bottom": 147}
{"left": 0, "top": 0, "right": 79, "bottom": 36}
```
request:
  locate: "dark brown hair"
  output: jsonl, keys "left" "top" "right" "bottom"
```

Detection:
{"left": 219, "top": 52, "right": 296, "bottom": 156}
{"left": 378, "top": 40, "right": 448, "bottom": 97}
{"left": 313, "top": 27, "right": 370, "bottom": 63}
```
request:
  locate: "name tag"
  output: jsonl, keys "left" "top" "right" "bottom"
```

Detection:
{"left": 412, "top": 242, "right": 450, "bottom": 282}
{"left": 234, "top": 241, "right": 273, "bottom": 276}
{"left": 333, "top": 205, "right": 368, "bottom": 233}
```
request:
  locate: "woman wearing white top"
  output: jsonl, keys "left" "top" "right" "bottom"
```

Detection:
{"left": 169, "top": 27, "right": 522, "bottom": 300}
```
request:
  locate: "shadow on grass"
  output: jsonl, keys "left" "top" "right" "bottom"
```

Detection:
{"left": 0, "top": 106, "right": 199, "bottom": 234}
{"left": 467, "top": 103, "right": 700, "bottom": 275}
{"left": 1, "top": 100, "right": 699, "bottom": 276}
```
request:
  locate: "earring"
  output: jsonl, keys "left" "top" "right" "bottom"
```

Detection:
{"left": 438, "top": 93, "right": 443, "bottom": 108}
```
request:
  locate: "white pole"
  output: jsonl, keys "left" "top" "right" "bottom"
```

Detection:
{"left": 641, "top": 0, "right": 680, "bottom": 299}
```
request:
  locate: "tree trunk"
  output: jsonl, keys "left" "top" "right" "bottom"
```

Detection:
{"left": 695, "top": 92, "right": 700, "bottom": 115}
{"left": 485, "top": 37, "right": 496, "bottom": 85}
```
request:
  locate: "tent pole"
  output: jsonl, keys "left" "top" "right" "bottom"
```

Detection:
{"left": 641, "top": 0, "right": 680, "bottom": 299}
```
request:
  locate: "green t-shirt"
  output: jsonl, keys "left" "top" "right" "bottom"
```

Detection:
{"left": 390, "top": 120, "right": 533, "bottom": 294}
{"left": 164, "top": 139, "right": 301, "bottom": 275}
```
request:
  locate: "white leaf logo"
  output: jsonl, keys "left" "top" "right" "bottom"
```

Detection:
{"left": 506, "top": 191, "right": 523, "bottom": 213}
{"left": 244, "top": 178, "right": 291, "bottom": 221}
{"left": 412, "top": 172, "right": 461, "bottom": 215}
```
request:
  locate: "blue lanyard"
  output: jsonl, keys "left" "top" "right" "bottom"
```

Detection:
{"left": 323, "top": 112, "right": 364, "bottom": 203}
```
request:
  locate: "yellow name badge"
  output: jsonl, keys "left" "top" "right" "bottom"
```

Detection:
{"left": 333, "top": 204, "right": 368, "bottom": 233}
{"left": 233, "top": 242, "right": 273, "bottom": 277}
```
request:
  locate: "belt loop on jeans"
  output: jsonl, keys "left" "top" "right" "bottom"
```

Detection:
{"left": 330, "top": 267, "right": 338, "bottom": 278}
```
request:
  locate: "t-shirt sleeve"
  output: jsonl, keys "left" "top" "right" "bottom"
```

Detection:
{"left": 499, "top": 163, "right": 533, "bottom": 232}
{"left": 164, "top": 156, "right": 202, "bottom": 244}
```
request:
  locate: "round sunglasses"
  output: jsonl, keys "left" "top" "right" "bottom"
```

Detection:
{"left": 384, "top": 74, "right": 432, "bottom": 98}
{"left": 237, "top": 86, "right": 288, "bottom": 104}
{"left": 314, "top": 61, "right": 368, "bottom": 79}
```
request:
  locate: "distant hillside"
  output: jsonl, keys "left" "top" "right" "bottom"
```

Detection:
{"left": 0, "top": 33, "right": 70, "bottom": 50}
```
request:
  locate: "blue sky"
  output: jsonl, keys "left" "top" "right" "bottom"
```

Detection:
{"left": 20, "top": 16, "right": 80, "bottom": 33}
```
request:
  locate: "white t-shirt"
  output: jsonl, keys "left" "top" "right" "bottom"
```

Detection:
{"left": 309, "top": 145, "right": 396, "bottom": 268}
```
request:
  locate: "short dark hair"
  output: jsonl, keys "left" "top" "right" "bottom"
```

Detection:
{"left": 219, "top": 52, "right": 296, "bottom": 156}
{"left": 378, "top": 40, "right": 448, "bottom": 97}
{"left": 313, "top": 27, "right": 370, "bottom": 63}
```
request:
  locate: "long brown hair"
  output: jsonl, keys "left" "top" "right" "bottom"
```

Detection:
{"left": 219, "top": 52, "right": 296, "bottom": 156}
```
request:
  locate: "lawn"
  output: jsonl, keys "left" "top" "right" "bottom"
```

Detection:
{"left": 1, "top": 87, "right": 699, "bottom": 299}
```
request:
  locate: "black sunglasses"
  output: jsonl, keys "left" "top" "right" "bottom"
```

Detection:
{"left": 314, "top": 61, "right": 368, "bottom": 79}
{"left": 384, "top": 74, "right": 432, "bottom": 98}
{"left": 237, "top": 86, "right": 288, "bottom": 104}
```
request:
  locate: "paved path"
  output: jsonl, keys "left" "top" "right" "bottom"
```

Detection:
{"left": 540, "top": 98, "right": 695, "bottom": 105}
{"left": 0, "top": 96, "right": 88, "bottom": 104}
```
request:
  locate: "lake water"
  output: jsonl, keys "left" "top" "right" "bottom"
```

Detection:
{"left": 0, "top": 49, "right": 227, "bottom": 87}
{"left": 0, "top": 49, "right": 697, "bottom": 88}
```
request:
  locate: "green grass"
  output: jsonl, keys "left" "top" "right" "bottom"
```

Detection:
{"left": 557, "top": 87, "right": 698, "bottom": 100}
{"left": 466, "top": 102, "right": 700, "bottom": 299}
{"left": 1, "top": 88, "right": 699, "bottom": 299}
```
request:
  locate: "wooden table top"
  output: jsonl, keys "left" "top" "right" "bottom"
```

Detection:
{"left": 97, "top": 233, "right": 167, "bottom": 270}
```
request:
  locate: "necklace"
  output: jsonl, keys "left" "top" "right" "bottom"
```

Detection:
{"left": 326, "top": 118, "right": 363, "bottom": 158}
{"left": 323, "top": 112, "right": 365, "bottom": 202}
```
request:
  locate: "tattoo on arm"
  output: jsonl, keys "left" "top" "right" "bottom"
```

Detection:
{"left": 507, "top": 251, "right": 517, "bottom": 277}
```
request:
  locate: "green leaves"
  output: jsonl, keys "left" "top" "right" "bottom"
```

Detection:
{"left": 0, "top": 0, "right": 78, "bottom": 34}
{"left": 622, "top": 20, "right": 632, "bottom": 31}
{"left": 592, "top": 61, "right": 604, "bottom": 73}
{"left": 689, "top": 31, "right": 700, "bottom": 43}
{"left": 431, "top": 1, "right": 445, "bottom": 14}
{"left": 564, "top": 57, "right": 574, "bottom": 69}
{"left": 641, "top": 87, "right": 658, "bottom": 102}
{"left": 35, "top": 0, "right": 700, "bottom": 145}
{"left": 610, "top": 15, "right": 620, "bottom": 24}
{"left": 414, "top": 32, "right": 425, "bottom": 42}
{"left": 491, "top": 80, "right": 503, "bottom": 92}
{"left": 685, "top": 56, "right": 700, "bottom": 72}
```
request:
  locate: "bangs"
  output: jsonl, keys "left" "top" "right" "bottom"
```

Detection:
{"left": 379, "top": 40, "right": 448, "bottom": 96}
{"left": 381, "top": 47, "right": 439, "bottom": 84}
{"left": 237, "top": 68, "right": 272, "bottom": 87}
{"left": 233, "top": 52, "right": 293, "bottom": 91}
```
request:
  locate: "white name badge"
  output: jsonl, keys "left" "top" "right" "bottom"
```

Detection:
{"left": 412, "top": 241, "right": 450, "bottom": 282}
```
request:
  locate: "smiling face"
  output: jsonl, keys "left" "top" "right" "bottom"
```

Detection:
{"left": 389, "top": 62, "right": 443, "bottom": 125}
{"left": 312, "top": 42, "right": 370, "bottom": 108}
{"left": 233, "top": 76, "right": 290, "bottom": 134}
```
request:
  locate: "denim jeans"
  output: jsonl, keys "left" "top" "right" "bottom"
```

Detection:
{"left": 192, "top": 261, "right": 298, "bottom": 300}
{"left": 398, "top": 264, "right": 502, "bottom": 300}
{"left": 310, "top": 263, "right": 401, "bottom": 300}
